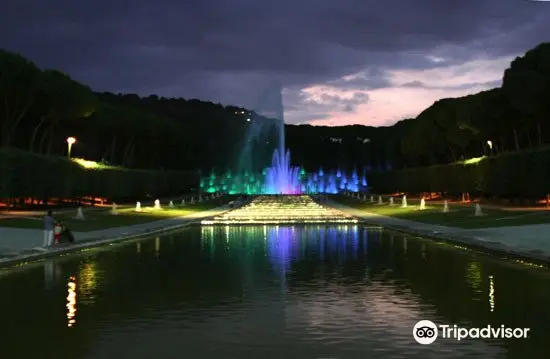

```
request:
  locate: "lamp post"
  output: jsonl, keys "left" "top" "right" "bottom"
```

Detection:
{"left": 67, "top": 137, "right": 76, "bottom": 158}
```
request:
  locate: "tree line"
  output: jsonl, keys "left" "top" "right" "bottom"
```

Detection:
{"left": 1, "top": 43, "right": 549, "bottom": 176}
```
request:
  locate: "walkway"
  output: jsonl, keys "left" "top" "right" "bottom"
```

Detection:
{"left": 327, "top": 200, "right": 550, "bottom": 262}
{"left": 0, "top": 196, "right": 193, "bottom": 218}
{"left": 0, "top": 205, "right": 230, "bottom": 259}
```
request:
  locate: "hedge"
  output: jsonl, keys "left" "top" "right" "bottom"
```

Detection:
{"left": 0, "top": 149, "right": 200, "bottom": 199}
{"left": 368, "top": 147, "right": 550, "bottom": 198}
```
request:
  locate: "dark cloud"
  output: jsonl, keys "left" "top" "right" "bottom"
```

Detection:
{"left": 399, "top": 79, "right": 502, "bottom": 91}
{"left": 1, "top": 0, "right": 549, "bottom": 124}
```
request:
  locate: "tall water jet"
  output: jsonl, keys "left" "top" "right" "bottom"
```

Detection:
{"left": 201, "top": 83, "right": 370, "bottom": 195}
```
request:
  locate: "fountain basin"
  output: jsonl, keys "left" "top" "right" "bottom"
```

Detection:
{"left": 202, "top": 195, "right": 358, "bottom": 225}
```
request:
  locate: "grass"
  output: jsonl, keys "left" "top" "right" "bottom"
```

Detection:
{"left": 0, "top": 201, "right": 225, "bottom": 232}
{"left": 334, "top": 196, "right": 550, "bottom": 229}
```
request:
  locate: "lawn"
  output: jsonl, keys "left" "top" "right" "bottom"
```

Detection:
{"left": 333, "top": 196, "right": 550, "bottom": 229}
{"left": 0, "top": 201, "right": 227, "bottom": 232}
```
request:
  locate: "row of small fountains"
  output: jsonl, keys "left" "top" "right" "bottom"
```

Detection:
{"left": 72, "top": 193, "right": 224, "bottom": 219}
{"left": 344, "top": 192, "right": 484, "bottom": 216}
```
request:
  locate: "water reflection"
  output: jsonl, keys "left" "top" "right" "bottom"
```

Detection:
{"left": 43, "top": 261, "right": 62, "bottom": 289}
{"left": 489, "top": 275, "right": 495, "bottom": 312}
{"left": 155, "top": 237, "right": 160, "bottom": 257}
{"left": 78, "top": 261, "right": 98, "bottom": 304}
{"left": 2, "top": 226, "right": 550, "bottom": 358}
{"left": 421, "top": 242, "right": 426, "bottom": 260}
{"left": 264, "top": 225, "right": 363, "bottom": 275}
{"left": 466, "top": 262, "right": 484, "bottom": 299}
{"left": 66, "top": 276, "right": 77, "bottom": 327}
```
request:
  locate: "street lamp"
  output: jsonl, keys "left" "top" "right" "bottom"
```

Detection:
{"left": 67, "top": 137, "right": 76, "bottom": 157}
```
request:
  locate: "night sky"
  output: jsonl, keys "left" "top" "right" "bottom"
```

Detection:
{"left": 2, "top": 0, "right": 549, "bottom": 126}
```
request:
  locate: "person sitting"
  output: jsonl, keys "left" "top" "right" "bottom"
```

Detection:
{"left": 57, "top": 222, "right": 75, "bottom": 243}
{"left": 62, "top": 225, "right": 75, "bottom": 243}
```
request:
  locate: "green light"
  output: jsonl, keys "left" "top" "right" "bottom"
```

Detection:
{"left": 459, "top": 156, "right": 486, "bottom": 165}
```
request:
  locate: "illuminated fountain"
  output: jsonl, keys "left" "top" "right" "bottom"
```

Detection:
{"left": 201, "top": 195, "right": 358, "bottom": 225}
{"left": 202, "top": 162, "right": 367, "bottom": 196}
{"left": 265, "top": 149, "right": 301, "bottom": 194}
{"left": 200, "top": 83, "right": 368, "bottom": 195}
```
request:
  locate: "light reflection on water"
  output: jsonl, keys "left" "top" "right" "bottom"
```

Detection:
{"left": 66, "top": 276, "right": 77, "bottom": 327}
{"left": 0, "top": 225, "right": 548, "bottom": 358}
{"left": 489, "top": 275, "right": 495, "bottom": 312}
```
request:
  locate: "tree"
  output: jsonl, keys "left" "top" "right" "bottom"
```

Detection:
{"left": 2, "top": 42, "right": 550, "bottom": 177}
{"left": 502, "top": 43, "right": 550, "bottom": 146}
{"left": 0, "top": 50, "right": 42, "bottom": 147}
{"left": 31, "top": 70, "right": 96, "bottom": 154}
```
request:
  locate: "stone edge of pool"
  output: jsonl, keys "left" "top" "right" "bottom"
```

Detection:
{"left": 365, "top": 221, "right": 550, "bottom": 269}
{"left": 0, "top": 219, "right": 203, "bottom": 270}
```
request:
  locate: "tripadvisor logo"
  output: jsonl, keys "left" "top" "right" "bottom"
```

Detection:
{"left": 413, "top": 320, "right": 530, "bottom": 345}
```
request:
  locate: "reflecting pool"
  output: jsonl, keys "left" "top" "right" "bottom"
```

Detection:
{"left": 1, "top": 225, "right": 549, "bottom": 359}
